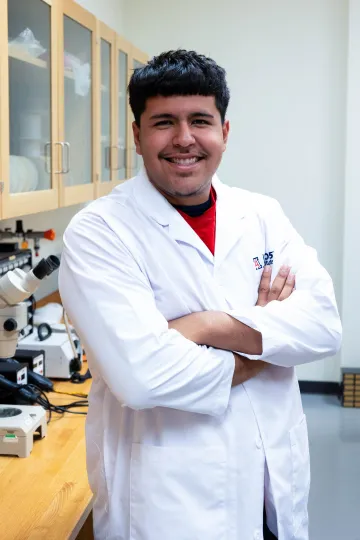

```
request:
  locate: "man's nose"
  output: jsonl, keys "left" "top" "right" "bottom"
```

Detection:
{"left": 173, "top": 123, "right": 196, "bottom": 147}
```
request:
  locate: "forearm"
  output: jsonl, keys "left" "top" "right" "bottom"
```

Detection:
{"left": 226, "top": 290, "right": 341, "bottom": 366}
{"left": 169, "top": 311, "right": 263, "bottom": 355}
{"left": 168, "top": 313, "right": 267, "bottom": 386}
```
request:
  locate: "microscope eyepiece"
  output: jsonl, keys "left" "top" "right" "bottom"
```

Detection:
{"left": 32, "top": 256, "right": 60, "bottom": 280}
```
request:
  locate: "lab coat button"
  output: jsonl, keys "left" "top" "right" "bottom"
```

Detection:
{"left": 256, "top": 436, "right": 262, "bottom": 449}
{"left": 254, "top": 529, "right": 262, "bottom": 540}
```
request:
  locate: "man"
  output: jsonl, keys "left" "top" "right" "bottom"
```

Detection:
{"left": 59, "top": 50, "right": 341, "bottom": 540}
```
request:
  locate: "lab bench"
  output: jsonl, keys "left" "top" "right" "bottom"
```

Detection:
{"left": 0, "top": 292, "right": 94, "bottom": 539}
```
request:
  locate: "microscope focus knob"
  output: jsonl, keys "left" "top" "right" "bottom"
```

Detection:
{"left": 3, "top": 318, "right": 18, "bottom": 332}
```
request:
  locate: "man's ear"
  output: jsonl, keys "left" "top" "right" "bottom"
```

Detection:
{"left": 132, "top": 121, "right": 142, "bottom": 156}
{"left": 222, "top": 120, "right": 230, "bottom": 150}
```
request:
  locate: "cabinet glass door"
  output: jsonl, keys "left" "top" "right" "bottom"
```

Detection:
{"left": 95, "top": 21, "right": 116, "bottom": 198}
{"left": 59, "top": 0, "right": 96, "bottom": 207}
{"left": 129, "top": 48, "right": 148, "bottom": 178}
{"left": 63, "top": 16, "right": 92, "bottom": 187}
{"left": 116, "top": 37, "right": 131, "bottom": 182}
{"left": 100, "top": 38, "right": 112, "bottom": 183}
{"left": 117, "top": 49, "right": 128, "bottom": 181}
{"left": 1, "top": 0, "right": 59, "bottom": 218}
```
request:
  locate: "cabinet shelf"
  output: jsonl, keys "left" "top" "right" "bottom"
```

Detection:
{"left": 8, "top": 45, "right": 47, "bottom": 68}
{"left": 9, "top": 45, "right": 75, "bottom": 80}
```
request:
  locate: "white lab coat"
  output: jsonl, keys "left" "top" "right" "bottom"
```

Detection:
{"left": 59, "top": 169, "right": 341, "bottom": 540}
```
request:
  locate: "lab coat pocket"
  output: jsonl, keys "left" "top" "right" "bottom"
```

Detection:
{"left": 290, "top": 414, "right": 310, "bottom": 536}
{"left": 129, "top": 444, "right": 227, "bottom": 540}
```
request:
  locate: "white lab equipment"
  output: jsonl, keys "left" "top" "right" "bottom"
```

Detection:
{"left": 0, "top": 405, "right": 47, "bottom": 458}
{"left": 0, "top": 256, "right": 60, "bottom": 359}
{"left": 17, "top": 330, "right": 82, "bottom": 379}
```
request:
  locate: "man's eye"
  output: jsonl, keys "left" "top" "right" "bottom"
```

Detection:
{"left": 193, "top": 119, "right": 210, "bottom": 125}
{"left": 154, "top": 120, "right": 172, "bottom": 127}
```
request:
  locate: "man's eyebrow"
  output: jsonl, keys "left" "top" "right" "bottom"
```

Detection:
{"left": 149, "top": 113, "right": 176, "bottom": 120}
{"left": 149, "top": 111, "right": 215, "bottom": 120}
{"left": 190, "top": 112, "right": 215, "bottom": 119}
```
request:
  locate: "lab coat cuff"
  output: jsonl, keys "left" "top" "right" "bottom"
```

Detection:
{"left": 212, "top": 348, "right": 235, "bottom": 415}
{"left": 225, "top": 306, "right": 279, "bottom": 360}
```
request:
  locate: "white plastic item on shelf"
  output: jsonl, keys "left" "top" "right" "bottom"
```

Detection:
{"left": 64, "top": 51, "right": 91, "bottom": 97}
{"left": 32, "top": 158, "right": 49, "bottom": 191}
{"left": 8, "top": 28, "right": 46, "bottom": 59}
{"left": 20, "top": 113, "right": 42, "bottom": 140}
{"left": 9, "top": 156, "right": 39, "bottom": 193}
{"left": 19, "top": 138, "right": 43, "bottom": 159}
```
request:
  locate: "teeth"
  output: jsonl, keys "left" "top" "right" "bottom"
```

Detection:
{"left": 169, "top": 157, "right": 199, "bottom": 165}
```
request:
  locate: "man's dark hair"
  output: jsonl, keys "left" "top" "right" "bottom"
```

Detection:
{"left": 128, "top": 49, "right": 230, "bottom": 126}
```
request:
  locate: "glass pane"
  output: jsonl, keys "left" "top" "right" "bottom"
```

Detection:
{"left": 117, "top": 51, "right": 127, "bottom": 181}
{"left": 63, "top": 16, "right": 92, "bottom": 186}
{"left": 101, "top": 39, "right": 111, "bottom": 182}
{"left": 8, "top": 0, "right": 52, "bottom": 194}
{"left": 134, "top": 60, "right": 144, "bottom": 70}
{"left": 131, "top": 60, "right": 145, "bottom": 176}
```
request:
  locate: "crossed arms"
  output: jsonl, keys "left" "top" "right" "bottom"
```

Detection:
{"left": 59, "top": 202, "right": 341, "bottom": 416}
{"left": 169, "top": 264, "right": 295, "bottom": 387}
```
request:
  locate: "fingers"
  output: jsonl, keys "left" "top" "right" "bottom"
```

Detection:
{"left": 278, "top": 272, "right": 295, "bottom": 301}
{"left": 256, "top": 264, "right": 296, "bottom": 307}
{"left": 267, "top": 265, "right": 291, "bottom": 302}
{"left": 256, "top": 265, "right": 272, "bottom": 306}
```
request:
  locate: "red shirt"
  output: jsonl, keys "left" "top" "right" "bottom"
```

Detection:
{"left": 176, "top": 187, "right": 217, "bottom": 255}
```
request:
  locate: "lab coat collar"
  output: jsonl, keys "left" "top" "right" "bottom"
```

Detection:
{"left": 214, "top": 176, "right": 247, "bottom": 266}
{"left": 132, "top": 167, "right": 247, "bottom": 266}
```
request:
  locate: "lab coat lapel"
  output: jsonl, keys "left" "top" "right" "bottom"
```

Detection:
{"left": 168, "top": 218, "right": 215, "bottom": 262}
{"left": 132, "top": 169, "right": 215, "bottom": 263}
{"left": 213, "top": 176, "right": 246, "bottom": 267}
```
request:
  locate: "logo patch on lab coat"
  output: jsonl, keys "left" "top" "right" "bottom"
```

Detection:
{"left": 253, "top": 251, "right": 274, "bottom": 270}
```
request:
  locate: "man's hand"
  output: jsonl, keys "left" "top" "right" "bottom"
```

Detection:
{"left": 232, "top": 353, "right": 267, "bottom": 387}
{"left": 256, "top": 265, "right": 295, "bottom": 307}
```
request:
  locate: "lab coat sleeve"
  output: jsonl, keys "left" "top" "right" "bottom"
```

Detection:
{"left": 59, "top": 212, "right": 235, "bottom": 416}
{"left": 227, "top": 198, "right": 342, "bottom": 367}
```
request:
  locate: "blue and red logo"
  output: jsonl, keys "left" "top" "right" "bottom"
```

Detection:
{"left": 253, "top": 257, "right": 263, "bottom": 270}
{"left": 253, "top": 251, "right": 274, "bottom": 270}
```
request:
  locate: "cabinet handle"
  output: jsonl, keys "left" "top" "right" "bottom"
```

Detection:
{"left": 44, "top": 142, "right": 52, "bottom": 174}
{"left": 63, "top": 142, "right": 70, "bottom": 174}
{"left": 45, "top": 142, "right": 62, "bottom": 174}
{"left": 105, "top": 146, "right": 111, "bottom": 170}
{"left": 114, "top": 145, "right": 126, "bottom": 170}
{"left": 47, "top": 142, "right": 63, "bottom": 174}
{"left": 133, "top": 146, "right": 139, "bottom": 174}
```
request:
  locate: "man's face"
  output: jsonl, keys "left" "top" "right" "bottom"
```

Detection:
{"left": 132, "top": 95, "right": 230, "bottom": 205}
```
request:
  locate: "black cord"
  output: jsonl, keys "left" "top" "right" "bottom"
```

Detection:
{"left": 38, "top": 390, "right": 52, "bottom": 423}
{"left": 0, "top": 380, "right": 88, "bottom": 422}
{"left": 24, "top": 384, "right": 88, "bottom": 420}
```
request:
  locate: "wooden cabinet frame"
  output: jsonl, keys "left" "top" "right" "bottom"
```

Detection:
{"left": 116, "top": 35, "right": 133, "bottom": 183}
{"left": 58, "top": 0, "right": 97, "bottom": 207}
{"left": 0, "top": 0, "right": 59, "bottom": 219}
{"left": 127, "top": 45, "right": 149, "bottom": 178}
{"left": 95, "top": 21, "right": 116, "bottom": 198}
{"left": 0, "top": 0, "right": 148, "bottom": 218}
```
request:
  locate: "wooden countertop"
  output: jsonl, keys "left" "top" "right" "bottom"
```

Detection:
{"left": 0, "top": 292, "right": 93, "bottom": 540}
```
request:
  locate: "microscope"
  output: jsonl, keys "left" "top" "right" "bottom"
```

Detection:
{"left": 0, "top": 256, "right": 59, "bottom": 457}
{"left": 0, "top": 255, "right": 60, "bottom": 359}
